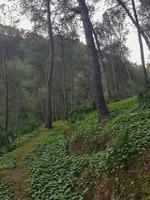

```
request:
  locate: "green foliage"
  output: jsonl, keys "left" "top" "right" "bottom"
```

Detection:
{"left": 26, "top": 135, "right": 85, "bottom": 200}
{"left": 0, "top": 181, "right": 14, "bottom": 200}
{"left": 0, "top": 97, "right": 149, "bottom": 199}
{"left": 0, "top": 154, "right": 16, "bottom": 170}
{"left": 109, "top": 96, "right": 137, "bottom": 115}
{"left": 0, "top": 124, "right": 42, "bottom": 156}
{"left": 138, "top": 87, "right": 150, "bottom": 108}
{"left": 19, "top": 114, "right": 42, "bottom": 134}
{"left": 0, "top": 134, "right": 16, "bottom": 156}
{"left": 70, "top": 112, "right": 101, "bottom": 140}
{"left": 69, "top": 103, "right": 96, "bottom": 123}
{"left": 69, "top": 97, "right": 150, "bottom": 172}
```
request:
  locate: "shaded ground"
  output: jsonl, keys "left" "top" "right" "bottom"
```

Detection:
{"left": 0, "top": 126, "right": 60, "bottom": 199}
{"left": 6, "top": 167, "right": 31, "bottom": 200}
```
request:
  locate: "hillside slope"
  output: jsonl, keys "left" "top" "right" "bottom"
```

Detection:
{"left": 0, "top": 97, "right": 149, "bottom": 200}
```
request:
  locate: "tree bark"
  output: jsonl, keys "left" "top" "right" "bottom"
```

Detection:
{"left": 124, "top": 61, "right": 134, "bottom": 94}
{"left": 59, "top": 34, "right": 68, "bottom": 120}
{"left": 70, "top": 63, "right": 74, "bottom": 112}
{"left": 16, "top": 96, "right": 19, "bottom": 132}
{"left": 131, "top": 0, "right": 149, "bottom": 86}
{"left": 46, "top": 0, "right": 54, "bottom": 128}
{"left": 92, "top": 28, "right": 112, "bottom": 99}
{"left": 109, "top": 50, "right": 119, "bottom": 98}
{"left": 78, "top": 0, "right": 109, "bottom": 121}
{"left": 3, "top": 55, "right": 9, "bottom": 133}
{"left": 116, "top": 0, "right": 150, "bottom": 51}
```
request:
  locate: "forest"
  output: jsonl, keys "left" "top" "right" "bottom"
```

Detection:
{"left": 0, "top": 0, "right": 150, "bottom": 199}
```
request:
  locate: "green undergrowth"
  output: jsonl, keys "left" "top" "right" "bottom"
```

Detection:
{"left": 0, "top": 122, "right": 69, "bottom": 199}
{"left": 0, "top": 97, "right": 149, "bottom": 199}
{"left": 24, "top": 96, "right": 150, "bottom": 199}
{"left": 0, "top": 122, "right": 68, "bottom": 172}
{"left": 65, "top": 96, "right": 150, "bottom": 199}
{"left": 0, "top": 181, "right": 14, "bottom": 200}
{"left": 25, "top": 134, "right": 89, "bottom": 199}
{"left": 68, "top": 97, "right": 150, "bottom": 171}
{"left": 0, "top": 128, "right": 42, "bottom": 156}
{"left": 138, "top": 87, "right": 150, "bottom": 108}
{"left": 0, "top": 155, "right": 17, "bottom": 170}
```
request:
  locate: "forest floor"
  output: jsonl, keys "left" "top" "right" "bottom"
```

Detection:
{"left": 0, "top": 126, "right": 62, "bottom": 199}
{"left": 0, "top": 97, "right": 150, "bottom": 200}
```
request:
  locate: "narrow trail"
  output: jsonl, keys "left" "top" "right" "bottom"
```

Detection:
{"left": 0, "top": 127, "right": 55, "bottom": 200}
{"left": 6, "top": 167, "right": 31, "bottom": 200}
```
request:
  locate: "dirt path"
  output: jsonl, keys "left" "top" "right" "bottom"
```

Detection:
{"left": 6, "top": 167, "right": 31, "bottom": 200}
{"left": 0, "top": 122, "right": 67, "bottom": 199}
{"left": 0, "top": 128, "right": 53, "bottom": 200}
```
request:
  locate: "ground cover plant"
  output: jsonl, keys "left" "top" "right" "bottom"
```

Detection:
{"left": 0, "top": 97, "right": 149, "bottom": 199}
{"left": 0, "top": 181, "right": 14, "bottom": 200}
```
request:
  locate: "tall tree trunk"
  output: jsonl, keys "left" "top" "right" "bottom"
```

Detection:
{"left": 3, "top": 55, "right": 9, "bottom": 133}
{"left": 119, "top": 46, "right": 135, "bottom": 95}
{"left": 16, "top": 96, "right": 19, "bottom": 132}
{"left": 116, "top": 0, "right": 150, "bottom": 51}
{"left": 124, "top": 62, "right": 134, "bottom": 95}
{"left": 46, "top": 0, "right": 54, "bottom": 128}
{"left": 109, "top": 50, "right": 119, "bottom": 98}
{"left": 78, "top": 0, "right": 109, "bottom": 121}
{"left": 39, "top": 89, "right": 46, "bottom": 121}
{"left": 131, "top": 0, "right": 149, "bottom": 86}
{"left": 92, "top": 29, "right": 112, "bottom": 99}
{"left": 59, "top": 34, "right": 68, "bottom": 120}
{"left": 70, "top": 63, "right": 74, "bottom": 112}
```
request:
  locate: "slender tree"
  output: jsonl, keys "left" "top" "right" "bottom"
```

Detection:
{"left": 92, "top": 28, "right": 113, "bottom": 99}
{"left": 3, "top": 54, "right": 9, "bottom": 133}
{"left": 77, "top": 0, "right": 109, "bottom": 121}
{"left": 131, "top": 0, "right": 149, "bottom": 85}
{"left": 59, "top": 33, "right": 68, "bottom": 120}
{"left": 46, "top": 0, "right": 54, "bottom": 128}
{"left": 116, "top": 0, "right": 150, "bottom": 51}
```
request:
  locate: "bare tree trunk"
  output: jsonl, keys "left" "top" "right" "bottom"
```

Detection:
{"left": 46, "top": 0, "right": 54, "bottom": 128}
{"left": 52, "top": 91, "right": 56, "bottom": 121}
{"left": 3, "top": 55, "right": 9, "bottom": 134}
{"left": 109, "top": 51, "right": 119, "bottom": 98}
{"left": 124, "top": 62, "right": 134, "bottom": 95}
{"left": 78, "top": 0, "right": 109, "bottom": 121}
{"left": 39, "top": 89, "right": 46, "bottom": 121}
{"left": 119, "top": 45, "right": 135, "bottom": 95}
{"left": 16, "top": 96, "right": 19, "bottom": 132}
{"left": 59, "top": 34, "right": 68, "bottom": 120}
{"left": 92, "top": 29, "right": 112, "bottom": 99}
{"left": 54, "top": 99, "right": 58, "bottom": 121}
{"left": 70, "top": 63, "right": 74, "bottom": 112}
{"left": 116, "top": 0, "right": 150, "bottom": 51}
{"left": 131, "top": 0, "right": 149, "bottom": 86}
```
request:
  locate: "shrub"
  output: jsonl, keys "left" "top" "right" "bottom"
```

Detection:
{"left": 138, "top": 87, "right": 150, "bottom": 108}
{"left": 69, "top": 103, "right": 96, "bottom": 123}
{"left": 0, "top": 154, "right": 16, "bottom": 170}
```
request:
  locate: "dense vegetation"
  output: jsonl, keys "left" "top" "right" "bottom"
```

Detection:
{"left": 0, "top": 97, "right": 149, "bottom": 199}
{"left": 0, "top": 0, "right": 150, "bottom": 199}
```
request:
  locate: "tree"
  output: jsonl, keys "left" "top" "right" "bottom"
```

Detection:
{"left": 131, "top": 0, "right": 148, "bottom": 86}
{"left": 140, "top": 0, "right": 150, "bottom": 37}
{"left": 116, "top": 0, "right": 150, "bottom": 51}
{"left": 3, "top": 54, "right": 9, "bottom": 133}
{"left": 92, "top": 27, "right": 113, "bottom": 99}
{"left": 77, "top": 0, "right": 109, "bottom": 121}
{"left": 19, "top": 0, "right": 55, "bottom": 128}
{"left": 46, "top": 0, "right": 54, "bottom": 128}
